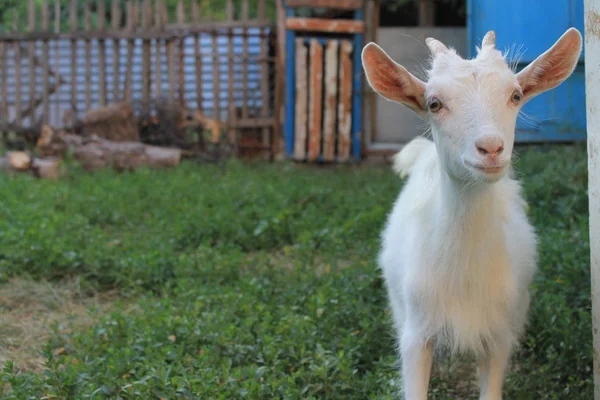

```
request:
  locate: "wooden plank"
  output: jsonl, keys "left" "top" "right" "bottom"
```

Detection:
{"left": 13, "top": 10, "right": 22, "bottom": 126}
{"left": 368, "top": 0, "right": 379, "bottom": 146}
{"left": 41, "top": 0, "right": 50, "bottom": 123}
{"left": 154, "top": 0, "right": 163, "bottom": 100}
{"left": 192, "top": 1, "right": 202, "bottom": 111}
{"left": 124, "top": 1, "right": 135, "bottom": 101}
{"left": 286, "top": 0, "right": 363, "bottom": 9}
{"left": 167, "top": 40, "right": 175, "bottom": 103}
{"left": 142, "top": 0, "right": 151, "bottom": 112}
{"left": 84, "top": 0, "right": 92, "bottom": 111}
{"left": 323, "top": 40, "right": 339, "bottom": 162}
{"left": 293, "top": 39, "right": 308, "bottom": 161}
{"left": 585, "top": 2, "right": 600, "bottom": 398}
{"left": 227, "top": 0, "right": 236, "bottom": 145}
{"left": 308, "top": 39, "right": 323, "bottom": 161}
{"left": 177, "top": 0, "right": 186, "bottom": 106}
{"left": 212, "top": 28, "right": 221, "bottom": 132}
{"left": 28, "top": 0, "right": 36, "bottom": 124}
{"left": 419, "top": 0, "right": 435, "bottom": 27}
{"left": 54, "top": 0, "right": 61, "bottom": 123}
{"left": 0, "top": 20, "right": 274, "bottom": 40}
{"left": 286, "top": 18, "right": 365, "bottom": 34}
{"left": 258, "top": 0, "right": 270, "bottom": 155}
{"left": 112, "top": 0, "right": 121, "bottom": 102}
{"left": 274, "top": 0, "right": 285, "bottom": 160}
{"left": 337, "top": 40, "right": 353, "bottom": 162}
{"left": 241, "top": 0, "right": 250, "bottom": 120}
{"left": 98, "top": 0, "right": 107, "bottom": 106}
{"left": 163, "top": 0, "right": 175, "bottom": 103}
{"left": 230, "top": 117, "right": 274, "bottom": 128}
{"left": 0, "top": 42, "right": 6, "bottom": 127}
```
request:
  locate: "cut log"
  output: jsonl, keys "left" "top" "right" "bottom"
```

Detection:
{"left": 0, "top": 152, "right": 60, "bottom": 179}
{"left": 7, "top": 151, "right": 32, "bottom": 171}
{"left": 36, "top": 126, "right": 181, "bottom": 172}
{"left": 32, "top": 157, "right": 62, "bottom": 179}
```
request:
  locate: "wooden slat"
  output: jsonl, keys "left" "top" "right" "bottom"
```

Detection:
{"left": 258, "top": 0, "right": 270, "bottom": 155}
{"left": 0, "top": 42, "right": 7, "bottom": 126}
{"left": 41, "top": 0, "right": 50, "bottom": 123}
{"left": 54, "top": 0, "right": 61, "bottom": 123}
{"left": 212, "top": 28, "right": 221, "bottom": 134}
{"left": 98, "top": 0, "right": 107, "bottom": 106}
{"left": 241, "top": 0, "right": 250, "bottom": 120}
{"left": 112, "top": 0, "right": 121, "bottom": 102}
{"left": 84, "top": 0, "right": 92, "bottom": 111}
{"left": 124, "top": 2, "right": 135, "bottom": 101}
{"left": 294, "top": 39, "right": 308, "bottom": 161}
{"left": 308, "top": 39, "right": 323, "bottom": 161}
{"left": 28, "top": 0, "right": 36, "bottom": 123}
{"left": 337, "top": 40, "right": 353, "bottom": 162}
{"left": 230, "top": 117, "right": 274, "bottom": 128}
{"left": 177, "top": 0, "right": 186, "bottom": 106}
{"left": 13, "top": 10, "right": 22, "bottom": 126}
{"left": 323, "top": 40, "right": 339, "bottom": 162}
{"left": 70, "top": 0, "right": 77, "bottom": 111}
{"left": 286, "top": 18, "right": 365, "bottom": 34}
{"left": 273, "top": 0, "right": 285, "bottom": 160}
{"left": 286, "top": 0, "right": 363, "bottom": 9}
{"left": 0, "top": 20, "right": 274, "bottom": 40}
{"left": 367, "top": 0, "right": 379, "bottom": 145}
{"left": 192, "top": 1, "right": 202, "bottom": 111}
{"left": 419, "top": 0, "right": 435, "bottom": 26}
{"left": 227, "top": 0, "right": 236, "bottom": 145}
{"left": 154, "top": 0, "right": 163, "bottom": 100}
{"left": 142, "top": 0, "right": 151, "bottom": 112}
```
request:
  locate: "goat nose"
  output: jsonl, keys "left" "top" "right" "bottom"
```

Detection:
{"left": 475, "top": 137, "right": 504, "bottom": 156}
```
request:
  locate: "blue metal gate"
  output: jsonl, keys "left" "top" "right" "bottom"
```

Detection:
{"left": 467, "top": 0, "right": 587, "bottom": 142}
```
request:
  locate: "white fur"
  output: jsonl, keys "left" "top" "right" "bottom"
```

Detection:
{"left": 362, "top": 28, "right": 582, "bottom": 400}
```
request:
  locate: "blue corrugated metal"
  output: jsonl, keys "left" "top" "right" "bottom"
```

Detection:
{"left": 467, "top": 0, "right": 586, "bottom": 142}
{"left": 1, "top": 28, "right": 269, "bottom": 127}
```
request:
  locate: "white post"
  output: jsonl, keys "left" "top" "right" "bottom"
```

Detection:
{"left": 585, "top": 0, "right": 600, "bottom": 398}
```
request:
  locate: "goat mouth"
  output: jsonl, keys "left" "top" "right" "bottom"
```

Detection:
{"left": 464, "top": 161, "right": 506, "bottom": 174}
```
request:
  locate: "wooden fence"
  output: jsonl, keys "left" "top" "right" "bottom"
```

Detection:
{"left": 0, "top": 0, "right": 280, "bottom": 156}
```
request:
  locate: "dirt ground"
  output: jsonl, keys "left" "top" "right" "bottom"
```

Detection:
{"left": 0, "top": 278, "right": 124, "bottom": 373}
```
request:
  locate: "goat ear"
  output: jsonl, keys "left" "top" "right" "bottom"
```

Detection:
{"left": 517, "top": 28, "right": 582, "bottom": 102}
{"left": 362, "top": 42, "right": 427, "bottom": 117}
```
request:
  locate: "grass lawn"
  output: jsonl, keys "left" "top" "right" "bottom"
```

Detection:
{"left": 0, "top": 144, "right": 592, "bottom": 399}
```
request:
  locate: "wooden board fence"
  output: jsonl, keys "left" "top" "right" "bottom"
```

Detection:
{"left": 293, "top": 38, "right": 353, "bottom": 162}
{"left": 0, "top": 0, "right": 279, "bottom": 158}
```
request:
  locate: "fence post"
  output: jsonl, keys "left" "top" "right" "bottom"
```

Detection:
{"left": 585, "top": 0, "right": 600, "bottom": 398}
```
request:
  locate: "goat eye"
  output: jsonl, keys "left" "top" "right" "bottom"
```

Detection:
{"left": 428, "top": 97, "right": 442, "bottom": 112}
{"left": 511, "top": 90, "right": 522, "bottom": 104}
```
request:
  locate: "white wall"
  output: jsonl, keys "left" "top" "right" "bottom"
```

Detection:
{"left": 369, "top": 27, "right": 466, "bottom": 147}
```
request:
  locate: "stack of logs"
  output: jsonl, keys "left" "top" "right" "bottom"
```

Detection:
{"left": 0, "top": 101, "right": 220, "bottom": 178}
{"left": 0, "top": 150, "right": 62, "bottom": 179}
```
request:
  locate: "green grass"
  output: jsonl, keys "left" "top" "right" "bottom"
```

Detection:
{"left": 0, "top": 144, "right": 592, "bottom": 399}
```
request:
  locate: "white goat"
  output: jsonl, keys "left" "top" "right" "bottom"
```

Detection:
{"left": 361, "top": 28, "right": 582, "bottom": 400}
